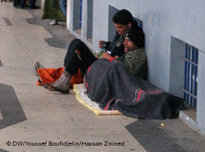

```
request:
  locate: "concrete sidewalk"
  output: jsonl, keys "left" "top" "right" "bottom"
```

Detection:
{"left": 0, "top": 2, "right": 205, "bottom": 152}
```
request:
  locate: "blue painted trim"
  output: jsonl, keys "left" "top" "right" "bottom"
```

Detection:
{"left": 190, "top": 47, "right": 194, "bottom": 107}
{"left": 186, "top": 45, "right": 191, "bottom": 105}
{"left": 193, "top": 48, "right": 198, "bottom": 108}
{"left": 184, "top": 44, "right": 188, "bottom": 102}
{"left": 183, "top": 44, "right": 198, "bottom": 109}
{"left": 79, "top": 0, "right": 83, "bottom": 28}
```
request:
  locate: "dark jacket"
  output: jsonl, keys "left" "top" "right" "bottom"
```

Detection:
{"left": 114, "top": 47, "right": 147, "bottom": 80}
{"left": 105, "top": 32, "right": 125, "bottom": 57}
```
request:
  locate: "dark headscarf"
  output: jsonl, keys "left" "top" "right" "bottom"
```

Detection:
{"left": 126, "top": 27, "right": 145, "bottom": 48}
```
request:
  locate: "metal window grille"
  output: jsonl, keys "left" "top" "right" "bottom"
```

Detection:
{"left": 78, "top": 0, "right": 82, "bottom": 28}
{"left": 181, "top": 44, "right": 198, "bottom": 109}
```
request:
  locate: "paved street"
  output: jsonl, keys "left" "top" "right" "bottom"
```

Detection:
{"left": 0, "top": 2, "right": 205, "bottom": 152}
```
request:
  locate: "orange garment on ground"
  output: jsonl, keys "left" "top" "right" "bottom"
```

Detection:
{"left": 36, "top": 67, "right": 83, "bottom": 89}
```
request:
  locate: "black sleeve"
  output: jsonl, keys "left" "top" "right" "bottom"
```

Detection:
{"left": 106, "top": 32, "right": 125, "bottom": 57}
{"left": 105, "top": 42, "right": 111, "bottom": 50}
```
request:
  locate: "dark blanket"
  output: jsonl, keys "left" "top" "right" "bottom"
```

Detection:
{"left": 84, "top": 59, "right": 183, "bottom": 119}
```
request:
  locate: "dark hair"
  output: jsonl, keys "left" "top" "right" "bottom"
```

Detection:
{"left": 112, "top": 9, "right": 133, "bottom": 25}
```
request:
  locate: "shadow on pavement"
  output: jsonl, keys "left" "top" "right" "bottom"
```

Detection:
{"left": 0, "top": 60, "right": 3, "bottom": 66}
{"left": 0, "top": 148, "right": 8, "bottom": 152}
{"left": 26, "top": 9, "right": 75, "bottom": 49}
{"left": 0, "top": 83, "right": 26, "bottom": 130}
{"left": 126, "top": 120, "right": 188, "bottom": 152}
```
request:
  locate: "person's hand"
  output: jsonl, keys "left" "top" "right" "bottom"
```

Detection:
{"left": 99, "top": 41, "right": 106, "bottom": 48}
{"left": 101, "top": 52, "right": 112, "bottom": 60}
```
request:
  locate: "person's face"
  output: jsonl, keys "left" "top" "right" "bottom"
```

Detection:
{"left": 114, "top": 23, "right": 131, "bottom": 35}
{"left": 123, "top": 37, "right": 137, "bottom": 52}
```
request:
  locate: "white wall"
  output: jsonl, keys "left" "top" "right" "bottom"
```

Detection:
{"left": 197, "top": 51, "right": 205, "bottom": 136}
{"left": 67, "top": 0, "right": 205, "bottom": 135}
{"left": 66, "top": 0, "right": 71, "bottom": 30}
{"left": 92, "top": 0, "right": 205, "bottom": 91}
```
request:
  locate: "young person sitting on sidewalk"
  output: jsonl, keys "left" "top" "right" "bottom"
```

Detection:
{"left": 44, "top": 25, "right": 146, "bottom": 94}
{"left": 113, "top": 28, "right": 147, "bottom": 79}
{"left": 44, "top": 10, "right": 145, "bottom": 94}
{"left": 84, "top": 28, "right": 183, "bottom": 119}
{"left": 99, "top": 9, "right": 141, "bottom": 60}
